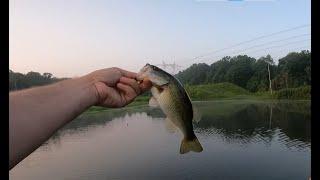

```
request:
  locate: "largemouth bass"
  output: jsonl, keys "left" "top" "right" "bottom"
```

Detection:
{"left": 137, "top": 64, "right": 203, "bottom": 154}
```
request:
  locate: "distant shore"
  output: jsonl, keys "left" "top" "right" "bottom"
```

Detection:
{"left": 85, "top": 83, "right": 310, "bottom": 113}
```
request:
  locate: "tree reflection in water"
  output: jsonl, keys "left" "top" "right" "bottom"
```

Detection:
{"left": 46, "top": 100, "right": 310, "bottom": 151}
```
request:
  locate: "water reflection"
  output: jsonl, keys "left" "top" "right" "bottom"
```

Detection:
{"left": 193, "top": 101, "right": 310, "bottom": 151}
{"left": 47, "top": 107, "right": 165, "bottom": 143}
{"left": 50, "top": 100, "right": 310, "bottom": 152}
{"left": 11, "top": 100, "right": 310, "bottom": 180}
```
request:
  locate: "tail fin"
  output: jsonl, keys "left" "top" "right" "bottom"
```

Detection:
{"left": 180, "top": 137, "right": 203, "bottom": 154}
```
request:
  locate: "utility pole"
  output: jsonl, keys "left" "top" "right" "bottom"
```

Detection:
{"left": 264, "top": 55, "right": 273, "bottom": 95}
{"left": 267, "top": 63, "right": 272, "bottom": 94}
{"left": 285, "top": 72, "right": 289, "bottom": 99}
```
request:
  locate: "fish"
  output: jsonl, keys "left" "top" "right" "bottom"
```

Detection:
{"left": 137, "top": 63, "right": 203, "bottom": 154}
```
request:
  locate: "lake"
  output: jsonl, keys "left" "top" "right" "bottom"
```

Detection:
{"left": 10, "top": 100, "right": 311, "bottom": 180}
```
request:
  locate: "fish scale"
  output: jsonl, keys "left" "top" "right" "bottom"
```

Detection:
{"left": 158, "top": 87, "right": 186, "bottom": 135}
{"left": 137, "top": 63, "right": 203, "bottom": 154}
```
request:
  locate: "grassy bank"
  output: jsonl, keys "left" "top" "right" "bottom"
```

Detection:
{"left": 185, "top": 83, "right": 252, "bottom": 100}
{"left": 272, "top": 85, "right": 311, "bottom": 100}
{"left": 86, "top": 95, "right": 150, "bottom": 113}
{"left": 85, "top": 83, "right": 310, "bottom": 113}
{"left": 185, "top": 83, "right": 310, "bottom": 101}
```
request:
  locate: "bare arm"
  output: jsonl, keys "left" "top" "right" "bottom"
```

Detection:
{"left": 9, "top": 67, "right": 152, "bottom": 169}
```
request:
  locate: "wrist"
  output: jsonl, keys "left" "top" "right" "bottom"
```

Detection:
{"left": 77, "top": 75, "right": 100, "bottom": 107}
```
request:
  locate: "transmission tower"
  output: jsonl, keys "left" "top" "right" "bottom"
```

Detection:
{"left": 156, "top": 61, "right": 182, "bottom": 74}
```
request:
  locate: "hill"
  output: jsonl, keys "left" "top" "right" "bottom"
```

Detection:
{"left": 185, "top": 82, "right": 252, "bottom": 100}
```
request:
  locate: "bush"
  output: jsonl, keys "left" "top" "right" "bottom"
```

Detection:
{"left": 273, "top": 86, "right": 310, "bottom": 100}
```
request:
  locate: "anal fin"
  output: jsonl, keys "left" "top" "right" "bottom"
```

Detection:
{"left": 164, "top": 117, "right": 177, "bottom": 133}
{"left": 192, "top": 106, "right": 202, "bottom": 123}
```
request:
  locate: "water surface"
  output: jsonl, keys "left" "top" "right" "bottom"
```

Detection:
{"left": 10, "top": 100, "right": 311, "bottom": 180}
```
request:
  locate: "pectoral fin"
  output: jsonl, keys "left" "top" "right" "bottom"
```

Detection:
{"left": 149, "top": 96, "right": 159, "bottom": 108}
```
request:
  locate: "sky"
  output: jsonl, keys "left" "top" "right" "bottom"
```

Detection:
{"left": 9, "top": 0, "right": 311, "bottom": 77}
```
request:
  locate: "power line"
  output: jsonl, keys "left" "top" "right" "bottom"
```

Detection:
{"left": 187, "top": 24, "right": 310, "bottom": 62}
{"left": 267, "top": 45, "right": 310, "bottom": 58}
{"left": 199, "top": 33, "right": 310, "bottom": 61}
{"left": 207, "top": 35, "right": 310, "bottom": 60}
{"left": 245, "top": 39, "right": 310, "bottom": 54}
{"left": 266, "top": 45, "right": 311, "bottom": 64}
{"left": 203, "top": 38, "right": 310, "bottom": 63}
{"left": 254, "top": 45, "right": 310, "bottom": 58}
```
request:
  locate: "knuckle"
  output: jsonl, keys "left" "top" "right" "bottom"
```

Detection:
{"left": 111, "top": 67, "right": 120, "bottom": 72}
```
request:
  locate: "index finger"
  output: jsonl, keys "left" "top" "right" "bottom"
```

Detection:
{"left": 139, "top": 79, "right": 152, "bottom": 92}
{"left": 117, "top": 68, "right": 137, "bottom": 78}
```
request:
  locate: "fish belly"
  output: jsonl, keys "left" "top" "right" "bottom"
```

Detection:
{"left": 155, "top": 88, "right": 188, "bottom": 136}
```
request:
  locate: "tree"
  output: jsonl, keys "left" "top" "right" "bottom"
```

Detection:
{"left": 43, "top": 72, "right": 53, "bottom": 79}
{"left": 225, "top": 55, "right": 255, "bottom": 88}
{"left": 175, "top": 63, "right": 210, "bottom": 85}
{"left": 276, "top": 50, "right": 310, "bottom": 88}
{"left": 259, "top": 55, "right": 274, "bottom": 94}
{"left": 172, "top": 50, "right": 310, "bottom": 92}
{"left": 208, "top": 56, "right": 231, "bottom": 83}
{"left": 9, "top": 70, "right": 65, "bottom": 91}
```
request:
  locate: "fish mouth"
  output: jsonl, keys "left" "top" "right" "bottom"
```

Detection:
{"left": 135, "top": 74, "right": 144, "bottom": 82}
{"left": 135, "top": 73, "right": 151, "bottom": 84}
{"left": 136, "top": 65, "right": 150, "bottom": 82}
{"left": 136, "top": 63, "right": 154, "bottom": 84}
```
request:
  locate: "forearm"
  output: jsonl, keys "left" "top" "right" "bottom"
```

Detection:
{"left": 9, "top": 75, "right": 97, "bottom": 169}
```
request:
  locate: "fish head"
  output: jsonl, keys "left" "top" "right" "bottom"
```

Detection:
{"left": 137, "top": 64, "right": 170, "bottom": 86}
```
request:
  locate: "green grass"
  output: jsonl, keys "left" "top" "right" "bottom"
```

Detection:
{"left": 186, "top": 83, "right": 310, "bottom": 101}
{"left": 85, "top": 83, "right": 310, "bottom": 113}
{"left": 272, "top": 85, "right": 311, "bottom": 100}
{"left": 86, "top": 95, "right": 150, "bottom": 113}
{"left": 185, "top": 82, "right": 257, "bottom": 101}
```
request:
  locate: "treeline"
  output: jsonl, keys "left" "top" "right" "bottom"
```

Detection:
{"left": 9, "top": 50, "right": 311, "bottom": 93}
{"left": 9, "top": 70, "right": 69, "bottom": 91}
{"left": 175, "top": 50, "right": 311, "bottom": 92}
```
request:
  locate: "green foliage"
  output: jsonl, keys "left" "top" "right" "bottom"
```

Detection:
{"left": 253, "top": 91, "right": 272, "bottom": 99}
{"left": 185, "top": 83, "right": 310, "bottom": 101}
{"left": 225, "top": 55, "right": 255, "bottom": 88}
{"left": 207, "top": 56, "right": 231, "bottom": 83}
{"left": 185, "top": 82, "right": 251, "bottom": 100}
{"left": 246, "top": 55, "right": 276, "bottom": 92}
{"left": 86, "top": 83, "right": 310, "bottom": 112}
{"left": 9, "top": 50, "right": 311, "bottom": 102}
{"left": 175, "top": 63, "right": 210, "bottom": 85}
{"left": 9, "top": 70, "right": 68, "bottom": 91}
{"left": 273, "top": 50, "right": 311, "bottom": 89}
{"left": 272, "top": 86, "right": 311, "bottom": 100}
{"left": 176, "top": 50, "right": 311, "bottom": 93}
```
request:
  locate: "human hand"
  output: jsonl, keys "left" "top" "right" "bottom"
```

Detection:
{"left": 85, "top": 67, "right": 152, "bottom": 108}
